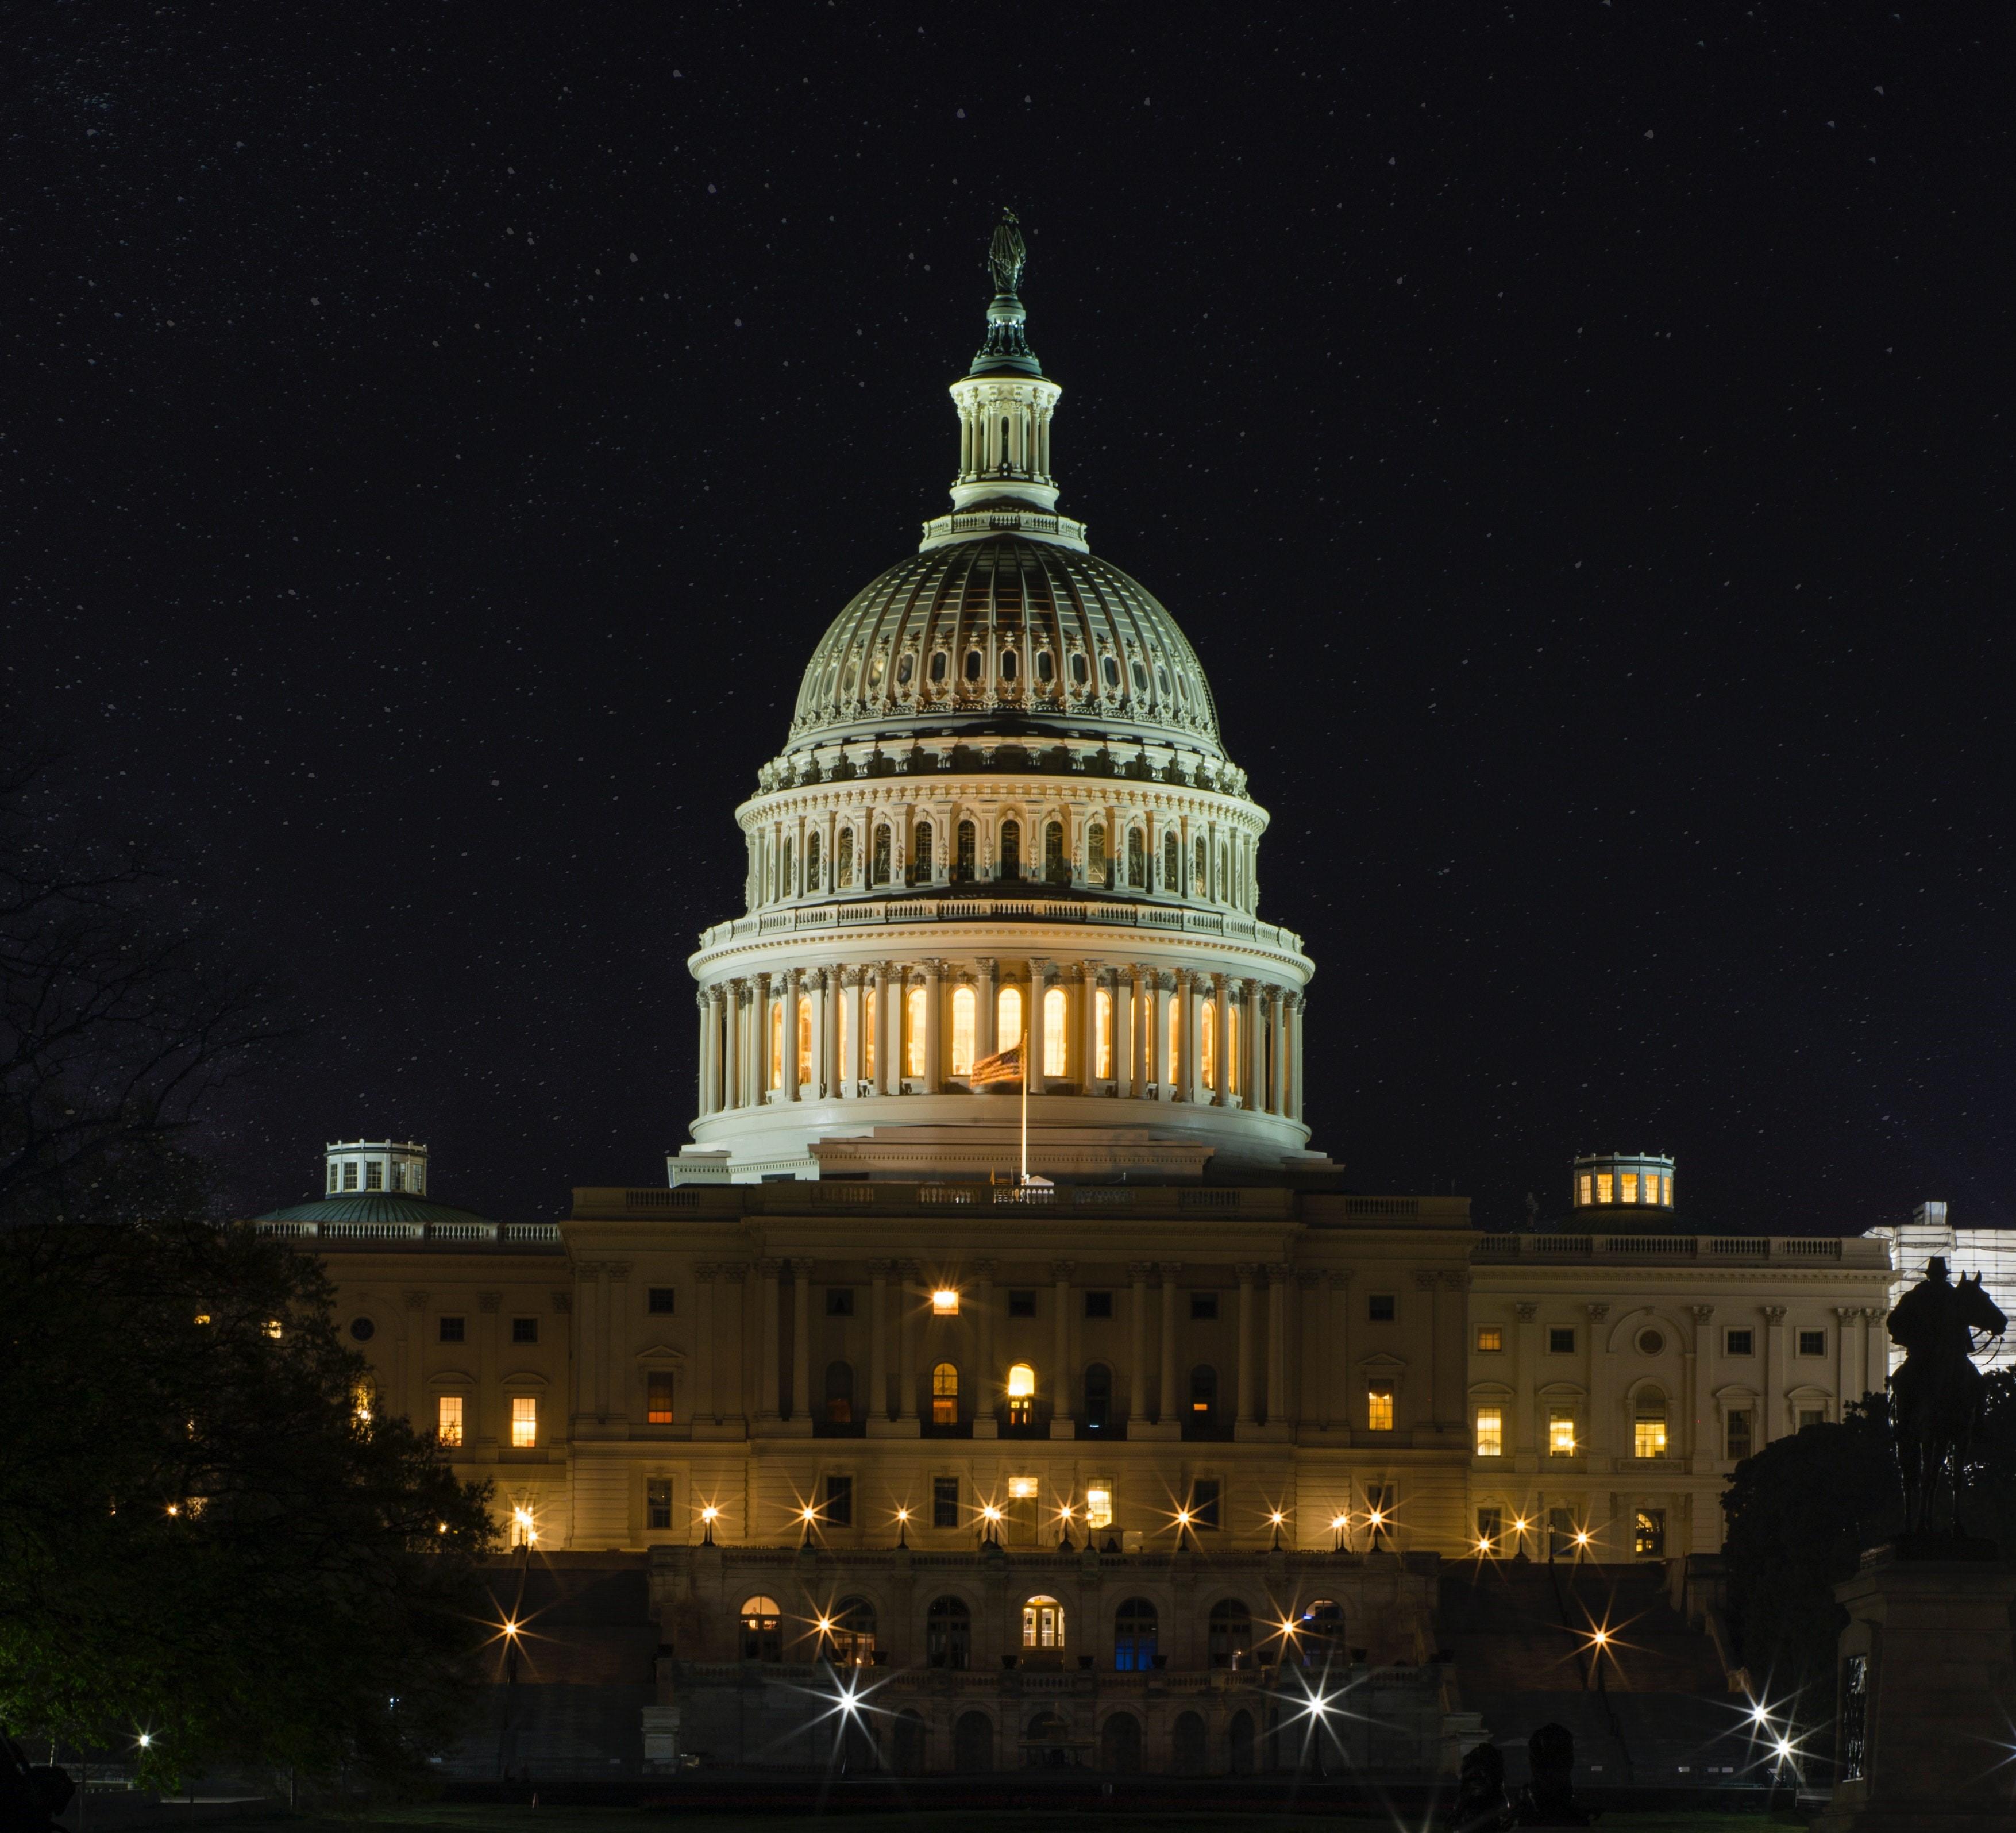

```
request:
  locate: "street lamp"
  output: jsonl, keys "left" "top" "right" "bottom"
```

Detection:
{"left": 798, "top": 1503, "right": 820, "bottom": 1547}
{"left": 700, "top": 1504, "right": 719, "bottom": 1546}
{"left": 1055, "top": 1501, "right": 1076, "bottom": 1549}
{"left": 1268, "top": 1508, "right": 1286, "bottom": 1551}
{"left": 980, "top": 1503, "right": 1003, "bottom": 1547}
{"left": 1330, "top": 1511, "right": 1350, "bottom": 1552}
{"left": 894, "top": 1505, "right": 911, "bottom": 1549}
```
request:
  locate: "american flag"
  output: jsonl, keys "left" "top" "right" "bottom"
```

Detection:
{"left": 968, "top": 1043, "right": 1024, "bottom": 1087}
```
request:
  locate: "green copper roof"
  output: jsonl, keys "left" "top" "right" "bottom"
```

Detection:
{"left": 255, "top": 1192, "right": 494, "bottom": 1226}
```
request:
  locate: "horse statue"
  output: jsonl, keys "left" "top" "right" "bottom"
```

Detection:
{"left": 1887, "top": 1256, "right": 2006, "bottom": 1538}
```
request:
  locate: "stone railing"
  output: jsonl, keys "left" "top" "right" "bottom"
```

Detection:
{"left": 1471, "top": 1232, "right": 1887, "bottom": 1268}
{"left": 253, "top": 1219, "right": 564, "bottom": 1249}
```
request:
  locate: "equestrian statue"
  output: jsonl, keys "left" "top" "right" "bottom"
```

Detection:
{"left": 1887, "top": 1256, "right": 2006, "bottom": 1539}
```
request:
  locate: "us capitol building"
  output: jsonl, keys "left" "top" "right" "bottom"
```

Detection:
{"left": 258, "top": 219, "right": 1922, "bottom": 1781}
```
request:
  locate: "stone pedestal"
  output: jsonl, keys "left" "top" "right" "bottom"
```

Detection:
{"left": 1816, "top": 1546, "right": 2016, "bottom": 1832}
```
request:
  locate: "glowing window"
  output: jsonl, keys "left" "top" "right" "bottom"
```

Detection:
{"left": 1095, "top": 985, "right": 1113, "bottom": 1078}
{"left": 797, "top": 996, "right": 812, "bottom": 1087}
{"left": 998, "top": 984, "right": 1024, "bottom": 1052}
{"left": 1166, "top": 996, "right": 1180, "bottom": 1087}
{"left": 1576, "top": 1172, "right": 1591, "bottom": 1206}
{"left": 741, "top": 1595, "right": 783, "bottom": 1663}
{"left": 1596, "top": 1172, "right": 1614, "bottom": 1204}
{"left": 437, "top": 1395, "right": 464, "bottom": 1447}
{"left": 932, "top": 1289, "right": 960, "bottom": 1316}
{"left": 1549, "top": 1411, "right": 1578, "bottom": 1457}
{"left": 1200, "top": 998, "right": 1216, "bottom": 1091}
{"left": 511, "top": 1396, "right": 538, "bottom": 1449}
{"left": 1023, "top": 1595, "right": 1065, "bottom": 1649}
{"left": 647, "top": 1372, "right": 674, "bottom": 1425}
{"left": 1659, "top": 1174, "right": 1673, "bottom": 1206}
{"left": 1477, "top": 1327, "right": 1503, "bottom": 1353}
{"left": 906, "top": 984, "right": 927, "bottom": 1077}
{"left": 1634, "top": 1405, "right": 1668, "bottom": 1459}
{"left": 769, "top": 1001, "right": 784, "bottom": 1090}
{"left": 948, "top": 987, "right": 974, "bottom": 1076}
{"left": 1621, "top": 1171, "right": 1640, "bottom": 1204}
{"left": 1228, "top": 1002, "right": 1240, "bottom": 1094}
{"left": 1367, "top": 1380, "right": 1395, "bottom": 1432}
{"left": 1086, "top": 1481, "right": 1114, "bottom": 1531}
{"left": 1008, "top": 1474, "right": 1039, "bottom": 1500}
{"left": 1007, "top": 1362, "right": 1035, "bottom": 1427}
{"left": 837, "top": 989, "right": 850, "bottom": 1079}
{"left": 862, "top": 986, "right": 876, "bottom": 1080}
{"left": 931, "top": 1361, "right": 959, "bottom": 1424}
{"left": 1475, "top": 1407, "right": 1504, "bottom": 1457}
{"left": 1042, "top": 986, "right": 1067, "bottom": 1077}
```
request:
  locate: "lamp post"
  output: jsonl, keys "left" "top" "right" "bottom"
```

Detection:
{"left": 1329, "top": 1511, "right": 1350, "bottom": 1553}
{"left": 700, "top": 1504, "right": 719, "bottom": 1546}
{"left": 1268, "top": 1509, "right": 1286, "bottom": 1551}
{"left": 895, "top": 1506, "right": 911, "bottom": 1549}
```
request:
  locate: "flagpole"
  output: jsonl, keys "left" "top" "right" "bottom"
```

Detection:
{"left": 1020, "top": 1007, "right": 1030, "bottom": 1185}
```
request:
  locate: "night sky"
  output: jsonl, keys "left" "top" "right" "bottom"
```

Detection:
{"left": 10, "top": 7, "right": 2009, "bottom": 1231}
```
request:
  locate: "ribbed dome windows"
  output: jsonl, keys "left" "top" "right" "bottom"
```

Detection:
{"left": 955, "top": 820, "right": 976, "bottom": 882}
{"left": 871, "top": 825, "right": 892, "bottom": 886}
{"left": 999, "top": 819, "right": 1022, "bottom": 881}
{"left": 963, "top": 649, "right": 984, "bottom": 685}
{"left": 1035, "top": 649, "right": 1055, "bottom": 688}
{"left": 911, "top": 822, "right": 934, "bottom": 885}
{"left": 999, "top": 648, "right": 1018, "bottom": 686}
{"left": 1070, "top": 651, "right": 1090, "bottom": 688}
{"left": 837, "top": 827, "right": 855, "bottom": 887}
{"left": 929, "top": 650, "right": 949, "bottom": 686}
{"left": 1101, "top": 653, "right": 1121, "bottom": 690}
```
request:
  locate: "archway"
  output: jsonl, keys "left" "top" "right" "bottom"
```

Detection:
{"left": 1101, "top": 1712, "right": 1142, "bottom": 1773}
{"left": 893, "top": 1710, "right": 928, "bottom": 1777}
{"left": 954, "top": 1710, "right": 993, "bottom": 1773}
{"left": 1024, "top": 1708, "right": 1070, "bottom": 1769}
{"left": 1228, "top": 1709, "right": 1255, "bottom": 1776}
{"left": 1171, "top": 1709, "right": 1208, "bottom": 1776}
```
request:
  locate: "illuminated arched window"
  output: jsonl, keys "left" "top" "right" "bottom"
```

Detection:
{"left": 1094, "top": 985, "right": 1113, "bottom": 1079}
{"left": 862, "top": 985, "right": 876, "bottom": 1080}
{"left": 769, "top": 1000, "right": 785, "bottom": 1090}
{"left": 906, "top": 984, "right": 927, "bottom": 1077}
{"left": 740, "top": 1595, "right": 783, "bottom": 1663}
{"left": 998, "top": 984, "right": 1024, "bottom": 1053}
{"left": 1228, "top": 1002, "right": 1241, "bottom": 1095}
{"left": 950, "top": 986, "right": 976, "bottom": 1077}
{"left": 1200, "top": 999, "right": 1217, "bottom": 1092}
{"left": 1023, "top": 1595, "right": 1066, "bottom": 1650}
{"left": 806, "top": 830, "right": 822, "bottom": 890}
{"left": 1042, "top": 986, "right": 1068, "bottom": 1077}
{"left": 1163, "top": 831, "right": 1180, "bottom": 891}
{"left": 872, "top": 824, "right": 892, "bottom": 885}
{"left": 837, "top": 827, "right": 855, "bottom": 887}
{"left": 829, "top": 1596, "right": 877, "bottom": 1665}
{"left": 1007, "top": 1362, "right": 1036, "bottom": 1427}
{"left": 1127, "top": 827, "right": 1146, "bottom": 889}
{"left": 797, "top": 996, "right": 812, "bottom": 1087}
{"left": 1166, "top": 996, "right": 1180, "bottom": 1087}
{"left": 932, "top": 1361, "right": 959, "bottom": 1426}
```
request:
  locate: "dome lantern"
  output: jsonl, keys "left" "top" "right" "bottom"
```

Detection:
{"left": 1572, "top": 1150, "right": 1675, "bottom": 1215}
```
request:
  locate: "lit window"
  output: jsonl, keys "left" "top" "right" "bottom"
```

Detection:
{"left": 1634, "top": 1410, "right": 1667, "bottom": 1458}
{"left": 998, "top": 984, "right": 1024, "bottom": 1053}
{"left": 741, "top": 1595, "right": 783, "bottom": 1662}
{"left": 1367, "top": 1380, "right": 1396, "bottom": 1432}
{"left": 647, "top": 1372, "right": 674, "bottom": 1425}
{"left": 437, "top": 1395, "right": 464, "bottom": 1447}
{"left": 1477, "top": 1326, "right": 1503, "bottom": 1353}
{"left": 1166, "top": 994, "right": 1179, "bottom": 1085}
{"left": 263, "top": 1318, "right": 283, "bottom": 1339}
{"left": 932, "top": 1289, "right": 959, "bottom": 1316}
{"left": 1596, "top": 1172, "right": 1614, "bottom": 1203}
{"left": 1634, "top": 1509, "right": 1666, "bottom": 1558}
{"left": 931, "top": 1361, "right": 959, "bottom": 1424}
{"left": 1228, "top": 1001, "right": 1240, "bottom": 1095}
{"left": 1095, "top": 985, "right": 1113, "bottom": 1077}
{"left": 1660, "top": 1174, "right": 1673, "bottom": 1206}
{"left": 950, "top": 986, "right": 976, "bottom": 1077}
{"left": 1576, "top": 1172, "right": 1591, "bottom": 1206}
{"left": 1008, "top": 1474, "right": 1039, "bottom": 1500}
{"left": 1086, "top": 1481, "right": 1114, "bottom": 1531}
{"left": 1200, "top": 998, "right": 1216, "bottom": 1091}
{"left": 769, "top": 1000, "right": 784, "bottom": 1089}
{"left": 1621, "top": 1171, "right": 1639, "bottom": 1203}
{"left": 798, "top": 995, "right": 813, "bottom": 1085}
{"left": 1476, "top": 1506, "right": 1504, "bottom": 1554}
{"left": 861, "top": 985, "right": 876, "bottom": 1079}
{"left": 1042, "top": 985, "right": 1067, "bottom": 1076}
{"left": 1006, "top": 1362, "right": 1035, "bottom": 1427}
{"left": 1549, "top": 1411, "right": 1578, "bottom": 1457}
{"left": 1475, "top": 1408, "right": 1504, "bottom": 1457}
{"left": 1023, "top": 1596, "right": 1065, "bottom": 1650}
{"left": 905, "top": 984, "right": 927, "bottom": 1077}
{"left": 511, "top": 1396, "right": 538, "bottom": 1449}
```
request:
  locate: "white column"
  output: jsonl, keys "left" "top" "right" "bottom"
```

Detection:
{"left": 1079, "top": 964, "right": 1098, "bottom": 1087}
{"left": 1212, "top": 973, "right": 1232, "bottom": 1107}
{"left": 1158, "top": 1265, "right": 1181, "bottom": 1423}
{"left": 1151, "top": 972, "right": 1173, "bottom": 1099}
{"left": 695, "top": 1265, "right": 716, "bottom": 1424}
{"left": 1761, "top": 1306, "right": 1786, "bottom": 1443}
{"left": 842, "top": 968, "right": 865, "bottom": 1094}
{"left": 808, "top": 969, "right": 828, "bottom": 1098}
{"left": 696, "top": 992, "right": 712, "bottom": 1116}
{"left": 1266, "top": 1266, "right": 1287, "bottom": 1425}
{"left": 1235, "top": 1265, "right": 1258, "bottom": 1427}
{"left": 870, "top": 1260, "right": 892, "bottom": 1422}
{"left": 1288, "top": 992, "right": 1306, "bottom": 1121}
{"left": 1051, "top": 1260, "right": 1074, "bottom": 1432}
{"left": 878, "top": 964, "right": 901, "bottom": 1096}
{"left": 1116, "top": 966, "right": 1138, "bottom": 1098}
{"left": 783, "top": 968, "right": 802, "bottom": 1103}
{"left": 1029, "top": 958, "right": 1053, "bottom": 1094}
{"left": 1836, "top": 1306, "right": 1860, "bottom": 1412}
{"left": 923, "top": 959, "right": 944, "bottom": 1094}
{"left": 1240, "top": 979, "right": 1262, "bottom": 1110}
{"left": 758, "top": 1260, "right": 783, "bottom": 1424}
{"left": 722, "top": 980, "right": 743, "bottom": 1110}
{"left": 1267, "top": 988, "right": 1286, "bottom": 1116}
{"left": 790, "top": 1257, "right": 813, "bottom": 1425}
{"left": 976, "top": 957, "right": 999, "bottom": 1061}
{"left": 1184, "top": 972, "right": 1206, "bottom": 1103}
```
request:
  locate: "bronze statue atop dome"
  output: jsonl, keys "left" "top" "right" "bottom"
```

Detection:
{"left": 987, "top": 208, "right": 1026, "bottom": 296}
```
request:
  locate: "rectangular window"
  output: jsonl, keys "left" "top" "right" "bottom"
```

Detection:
{"left": 1725, "top": 1328, "right": 1754, "bottom": 1357}
{"left": 342, "top": 1161, "right": 359, "bottom": 1190}
{"left": 436, "top": 1395, "right": 464, "bottom": 1447}
{"left": 1726, "top": 1410, "right": 1753, "bottom": 1460}
{"left": 1086, "top": 1480, "right": 1114, "bottom": 1531}
{"left": 647, "top": 1372, "right": 675, "bottom": 1425}
{"left": 1549, "top": 1411, "right": 1578, "bottom": 1457}
{"left": 438, "top": 1315, "right": 465, "bottom": 1344}
{"left": 647, "top": 1287, "right": 676, "bottom": 1315}
{"left": 1190, "top": 1292, "right": 1219, "bottom": 1321}
{"left": 1084, "top": 1291, "right": 1113, "bottom": 1319}
{"left": 1095, "top": 986, "right": 1113, "bottom": 1077}
{"left": 1367, "top": 1380, "right": 1396, "bottom": 1431}
{"left": 1008, "top": 1289, "right": 1036, "bottom": 1318}
{"left": 932, "top": 1476, "right": 959, "bottom": 1529}
{"left": 511, "top": 1396, "right": 537, "bottom": 1449}
{"left": 1475, "top": 1407, "right": 1504, "bottom": 1456}
{"left": 824, "top": 1474, "right": 853, "bottom": 1527}
{"left": 512, "top": 1316, "right": 538, "bottom": 1344}
{"left": 1635, "top": 1416, "right": 1668, "bottom": 1458}
{"left": 1476, "top": 1505, "right": 1505, "bottom": 1553}
{"left": 1635, "top": 1508, "right": 1666, "bottom": 1558}
{"left": 646, "top": 1477, "right": 672, "bottom": 1531}
{"left": 1190, "top": 1478, "right": 1221, "bottom": 1530}
{"left": 1548, "top": 1326, "right": 1576, "bottom": 1355}
{"left": 1576, "top": 1172, "right": 1591, "bottom": 1206}
{"left": 826, "top": 1288, "right": 855, "bottom": 1318}
{"left": 1797, "top": 1328, "right": 1827, "bottom": 1357}
{"left": 365, "top": 1161, "right": 384, "bottom": 1191}
{"left": 1596, "top": 1172, "right": 1614, "bottom": 1203}
{"left": 1476, "top": 1326, "right": 1503, "bottom": 1352}
{"left": 1799, "top": 1407, "right": 1826, "bottom": 1431}
{"left": 1368, "top": 1293, "right": 1396, "bottom": 1322}
{"left": 1621, "top": 1171, "right": 1639, "bottom": 1203}
{"left": 1007, "top": 1474, "right": 1039, "bottom": 1500}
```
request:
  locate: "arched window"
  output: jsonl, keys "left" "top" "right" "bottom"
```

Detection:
{"left": 1101, "top": 652, "right": 1121, "bottom": 689}
{"left": 955, "top": 819, "right": 976, "bottom": 881}
{"left": 997, "top": 984, "right": 1024, "bottom": 1053}
{"left": 797, "top": 996, "right": 812, "bottom": 1087}
{"left": 1171, "top": 1709, "right": 1208, "bottom": 1776}
{"left": 1113, "top": 1598, "right": 1159, "bottom": 1671}
{"left": 1228, "top": 1002, "right": 1241, "bottom": 1096}
{"left": 1044, "top": 819, "right": 1066, "bottom": 883}
{"left": 1228, "top": 1709, "right": 1255, "bottom": 1777}
{"left": 929, "top": 649, "right": 949, "bottom": 685}
{"left": 1163, "top": 831, "right": 1180, "bottom": 891}
{"left": 1166, "top": 995, "right": 1181, "bottom": 1087}
{"left": 781, "top": 837, "right": 794, "bottom": 897}
{"left": 999, "top": 818, "right": 1022, "bottom": 881}
{"left": 1127, "top": 826, "right": 1146, "bottom": 889}
{"left": 896, "top": 650, "right": 915, "bottom": 687}
{"left": 824, "top": 1360, "right": 855, "bottom": 1426}
{"left": 950, "top": 987, "right": 976, "bottom": 1077}
{"left": 1200, "top": 999, "right": 1217, "bottom": 1092}
{"left": 1035, "top": 649, "right": 1054, "bottom": 687}
{"left": 806, "top": 830, "right": 822, "bottom": 889}
{"left": 1088, "top": 822, "right": 1108, "bottom": 885}
{"left": 1042, "top": 985, "right": 1067, "bottom": 1077}
{"left": 999, "top": 415, "right": 1011, "bottom": 467}
{"left": 1083, "top": 1363, "right": 1113, "bottom": 1431}
{"left": 1297, "top": 1599, "right": 1345, "bottom": 1668}
{"left": 1101, "top": 1711, "right": 1143, "bottom": 1772}
{"left": 963, "top": 648, "right": 984, "bottom": 684}
{"left": 872, "top": 824, "right": 892, "bottom": 885}
{"left": 1070, "top": 650, "right": 1090, "bottom": 688}
{"left": 1189, "top": 1365, "right": 1218, "bottom": 1422}
{"left": 828, "top": 1595, "right": 876, "bottom": 1665}
{"left": 837, "top": 826, "right": 854, "bottom": 888}
{"left": 1208, "top": 1598, "right": 1252, "bottom": 1670}
{"left": 1006, "top": 1361, "right": 1036, "bottom": 1428}
{"left": 769, "top": 1001, "right": 785, "bottom": 1090}
{"left": 912, "top": 821, "right": 934, "bottom": 883}
{"left": 932, "top": 1361, "right": 959, "bottom": 1426}
{"left": 1094, "top": 985, "right": 1113, "bottom": 1079}
{"left": 1000, "top": 646, "right": 1019, "bottom": 685}
{"left": 861, "top": 985, "right": 876, "bottom": 1080}
{"left": 1193, "top": 836, "right": 1208, "bottom": 896}
{"left": 905, "top": 983, "right": 927, "bottom": 1078}
{"left": 1023, "top": 1595, "right": 1066, "bottom": 1650}
{"left": 927, "top": 1596, "right": 972, "bottom": 1670}
{"left": 740, "top": 1595, "right": 783, "bottom": 1662}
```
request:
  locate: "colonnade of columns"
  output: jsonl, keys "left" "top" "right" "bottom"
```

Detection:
{"left": 695, "top": 958, "right": 1305, "bottom": 1122}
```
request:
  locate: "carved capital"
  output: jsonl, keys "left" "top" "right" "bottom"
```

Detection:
{"left": 694, "top": 1263, "right": 717, "bottom": 1283}
{"left": 719, "top": 1262, "right": 750, "bottom": 1285}
{"left": 1050, "top": 1260, "right": 1076, "bottom": 1283}
{"left": 758, "top": 1258, "right": 785, "bottom": 1279}
{"left": 868, "top": 1258, "right": 895, "bottom": 1279}
{"left": 403, "top": 1290, "right": 429, "bottom": 1310}
{"left": 1514, "top": 1302, "right": 1538, "bottom": 1323}
{"left": 1297, "top": 1269, "right": 1324, "bottom": 1290}
{"left": 1127, "top": 1262, "right": 1155, "bottom": 1283}
{"left": 607, "top": 1261, "right": 631, "bottom": 1283}
{"left": 1762, "top": 1306, "right": 1788, "bottom": 1322}
{"left": 788, "top": 1256, "right": 815, "bottom": 1276}
{"left": 1693, "top": 1305, "right": 1718, "bottom": 1322}
{"left": 1586, "top": 1303, "right": 1610, "bottom": 1322}
{"left": 1413, "top": 1270, "right": 1440, "bottom": 1291}
{"left": 1235, "top": 1263, "right": 1264, "bottom": 1284}
{"left": 1834, "top": 1306, "right": 1860, "bottom": 1321}
{"left": 1327, "top": 1269, "right": 1351, "bottom": 1291}
{"left": 1440, "top": 1270, "right": 1470, "bottom": 1292}
{"left": 896, "top": 1258, "right": 921, "bottom": 1280}
{"left": 972, "top": 1258, "right": 998, "bottom": 1280}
